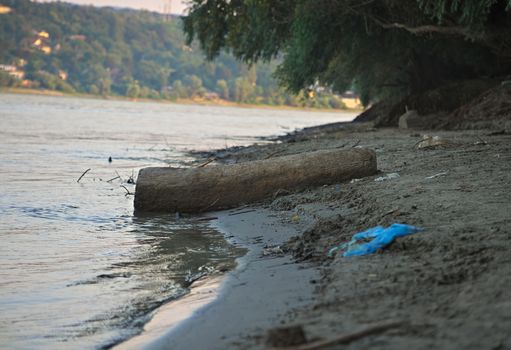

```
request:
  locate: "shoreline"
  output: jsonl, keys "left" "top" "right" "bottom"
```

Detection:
{"left": 120, "top": 115, "right": 510, "bottom": 349}
{"left": 116, "top": 207, "right": 322, "bottom": 350}
{"left": 133, "top": 122, "right": 509, "bottom": 349}
{"left": 114, "top": 274, "right": 224, "bottom": 350}
{"left": 0, "top": 87, "right": 363, "bottom": 114}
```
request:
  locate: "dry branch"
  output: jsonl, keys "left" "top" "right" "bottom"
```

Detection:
{"left": 197, "top": 158, "right": 216, "bottom": 168}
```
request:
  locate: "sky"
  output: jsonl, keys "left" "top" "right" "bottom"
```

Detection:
{"left": 38, "top": 0, "right": 189, "bottom": 15}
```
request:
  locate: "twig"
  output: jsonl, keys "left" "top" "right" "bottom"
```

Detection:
{"left": 120, "top": 185, "right": 134, "bottom": 196}
{"left": 228, "top": 204, "right": 249, "bottom": 212}
{"left": 196, "top": 216, "right": 218, "bottom": 221}
{"left": 381, "top": 208, "right": 399, "bottom": 218}
{"left": 228, "top": 209, "right": 257, "bottom": 216}
{"left": 115, "top": 170, "right": 124, "bottom": 182}
{"left": 351, "top": 139, "right": 361, "bottom": 148}
{"left": 263, "top": 150, "right": 283, "bottom": 160}
{"left": 77, "top": 168, "right": 91, "bottom": 183}
{"left": 204, "top": 198, "right": 219, "bottom": 210}
{"left": 487, "top": 130, "right": 507, "bottom": 136}
{"left": 335, "top": 141, "right": 350, "bottom": 148}
{"left": 127, "top": 170, "right": 136, "bottom": 184}
{"left": 273, "top": 188, "right": 291, "bottom": 199}
{"left": 284, "top": 320, "right": 405, "bottom": 350}
{"left": 197, "top": 158, "right": 216, "bottom": 168}
{"left": 474, "top": 136, "right": 488, "bottom": 145}
{"left": 106, "top": 175, "right": 120, "bottom": 183}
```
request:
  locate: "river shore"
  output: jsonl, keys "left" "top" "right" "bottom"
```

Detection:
{"left": 0, "top": 87, "right": 360, "bottom": 113}
{"left": 117, "top": 208, "right": 322, "bottom": 350}
{"left": 130, "top": 120, "right": 511, "bottom": 349}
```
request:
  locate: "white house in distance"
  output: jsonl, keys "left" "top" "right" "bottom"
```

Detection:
{"left": 0, "top": 65, "right": 25, "bottom": 80}
{"left": 0, "top": 5, "right": 11, "bottom": 14}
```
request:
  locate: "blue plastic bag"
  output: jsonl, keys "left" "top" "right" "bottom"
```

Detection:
{"left": 328, "top": 223, "right": 423, "bottom": 257}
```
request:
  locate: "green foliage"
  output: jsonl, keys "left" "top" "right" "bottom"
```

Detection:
{"left": 0, "top": 71, "right": 18, "bottom": 87}
{"left": 183, "top": 75, "right": 203, "bottom": 97}
{"left": 171, "top": 80, "right": 186, "bottom": 98}
{"left": 216, "top": 79, "right": 229, "bottom": 99}
{"left": 418, "top": 0, "right": 511, "bottom": 28}
{"left": 33, "top": 70, "right": 75, "bottom": 92}
{"left": 0, "top": 0, "right": 347, "bottom": 108}
{"left": 184, "top": 0, "right": 511, "bottom": 103}
{"left": 126, "top": 79, "right": 141, "bottom": 98}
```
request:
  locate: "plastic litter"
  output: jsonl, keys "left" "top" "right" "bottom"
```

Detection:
{"left": 374, "top": 173, "right": 400, "bottom": 182}
{"left": 328, "top": 223, "right": 423, "bottom": 257}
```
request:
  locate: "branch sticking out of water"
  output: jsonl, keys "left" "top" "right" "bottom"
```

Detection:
{"left": 121, "top": 185, "right": 134, "bottom": 196}
{"left": 106, "top": 175, "right": 120, "bottom": 183}
{"left": 77, "top": 168, "right": 91, "bottom": 183}
{"left": 115, "top": 170, "right": 123, "bottom": 182}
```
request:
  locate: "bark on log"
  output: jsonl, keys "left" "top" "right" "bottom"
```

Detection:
{"left": 134, "top": 148, "right": 377, "bottom": 213}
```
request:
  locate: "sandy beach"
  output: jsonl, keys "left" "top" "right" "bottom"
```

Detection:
{"left": 119, "top": 120, "right": 510, "bottom": 349}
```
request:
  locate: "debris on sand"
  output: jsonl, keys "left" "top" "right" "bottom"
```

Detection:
{"left": 374, "top": 173, "right": 400, "bottom": 182}
{"left": 415, "top": 134, "right": 451, "bottom": 149}
{"left": 425, "top": 171, "right": 449, "bottom": 180}
{"left": 328, "top": 223, "right": 423, "bottom": 257}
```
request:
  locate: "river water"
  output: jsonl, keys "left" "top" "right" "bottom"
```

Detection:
{"left": 0, "top": 93, "right": 355, "bottom": 349}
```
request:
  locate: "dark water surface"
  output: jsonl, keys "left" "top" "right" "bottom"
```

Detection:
{"left": 0, "top": 93, "right": 355, "bottom": 349}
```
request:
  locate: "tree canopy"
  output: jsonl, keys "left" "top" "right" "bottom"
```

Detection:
{"left": 184, "top": 0, "right": 511, "bottom": 104}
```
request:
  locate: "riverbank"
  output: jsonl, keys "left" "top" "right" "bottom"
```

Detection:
{"left": 117, "top": 208, "right": 324, "bottom": 350}
{"left": 0, "top": 87, "right": 361, "bottom": 113}
{"left": 1, "top": 92, "right": 361, "bottom": 349}
{"left": 137, "top": 121, "right": 510, "bottom": 349}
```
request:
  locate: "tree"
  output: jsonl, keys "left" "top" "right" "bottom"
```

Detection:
{"left": 126, "top": 79, "right": 141, "bottom": 98}
{"left": 89, "top": 84, "right": 99, "bottom": 95}
{"left": 171, "top": 80, "right": 186, "bottom": 98}
{"left": 183, "top": 0, "right": 511, "bottom": 102}
{"left": 0, "top": 71, "right": 17, "bottom": 87}
{"left": 233, "top": 77, "right": 255, "bottom": 103}
{"left": 99, "top": 76, "right": 112, "bottom": 96}
{"left": 183, "top": 74, "right": 204, "bottom": 97}
{"left": 216, "top": 79, "right": 229, "bottom": 99}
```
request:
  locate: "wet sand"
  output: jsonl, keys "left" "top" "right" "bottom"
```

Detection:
{"left": 122, "top": 123, "right": 511, "bottom": 349}
{"left": 210, "top": 125, "right": 511, "bottom": 349}
{"left": 117, "top": 208, "right": 321, "bottom": 350}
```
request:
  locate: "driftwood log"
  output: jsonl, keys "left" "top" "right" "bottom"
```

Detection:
{"left": 134, "top": 148, "right": 376, "bottom": 213}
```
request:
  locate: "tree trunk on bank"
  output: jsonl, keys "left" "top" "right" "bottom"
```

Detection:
{"left": 134, "top": 148, "right": 377, "bottom": 213}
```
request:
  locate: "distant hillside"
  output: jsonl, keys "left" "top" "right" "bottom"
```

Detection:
{"left": 0, "top": 0, "right": 352, "bottom": 109}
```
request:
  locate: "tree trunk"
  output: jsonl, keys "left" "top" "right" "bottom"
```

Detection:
{"left": 134, "top": 148, "right": 377, "bottom": 213}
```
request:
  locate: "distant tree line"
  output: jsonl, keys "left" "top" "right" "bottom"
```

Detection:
{"left": 0, "top": 0, "right": 347, "bottom": 109}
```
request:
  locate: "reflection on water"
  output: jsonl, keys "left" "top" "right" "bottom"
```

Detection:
{"left": 0, "top": 93, "right": 354, "bottom": 349}
{"left": 0, "top": 208, "right": 245, "bottom": 349}
{"left": 74, "top": 215, "right": 246, "bottom": 348}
